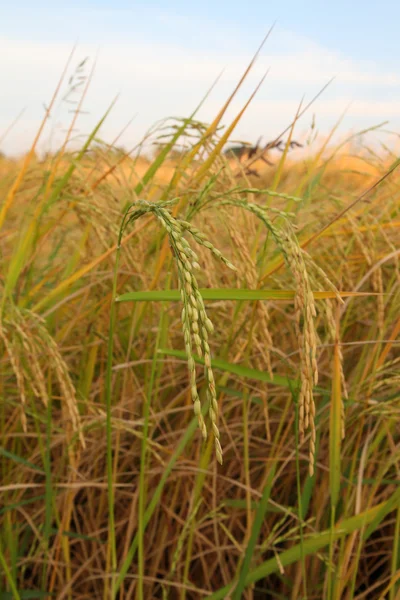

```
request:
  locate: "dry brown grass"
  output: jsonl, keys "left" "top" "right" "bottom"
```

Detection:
{"left": 1, "top": 133, "right": 399, "bottom": 600}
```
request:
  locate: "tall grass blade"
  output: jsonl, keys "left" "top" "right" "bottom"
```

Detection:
{"left": 208, "top": 489, "right": 400, "bottom": 599}
{"left": 2, "top": 99, "right": 117, "bottom": 309}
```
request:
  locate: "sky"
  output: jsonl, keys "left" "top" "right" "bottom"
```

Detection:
{"left": 1, "top": 0, "right": 400, "bottom": 156}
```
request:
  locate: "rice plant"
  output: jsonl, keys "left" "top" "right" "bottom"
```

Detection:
{"left": 0, "top": 48, "right": 399, "bottom": 600}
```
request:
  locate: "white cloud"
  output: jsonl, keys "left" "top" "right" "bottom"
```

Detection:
{"left": 1, "top": 32, "right": 400, "bottom": 156}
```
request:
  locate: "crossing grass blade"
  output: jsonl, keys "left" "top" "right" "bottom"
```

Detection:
{"left": 159, "top": 348, "right": 296, "bottom": 388}
{"left": 116, "top": 288, "right": 370, "bottom": 303}
{"left": 0, "top": 447, "right": 45, "bottom": 474}
{"left": 207, "top": 488, "right": 400, "bottom": 600}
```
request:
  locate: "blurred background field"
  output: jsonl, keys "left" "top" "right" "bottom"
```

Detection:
{"left": 1, "top": 12, "right": 400, "bottom": 600}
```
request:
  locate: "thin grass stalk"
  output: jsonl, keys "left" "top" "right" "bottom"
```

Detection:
{"left": 240, "top": 306, "right": 259, "bottom": 547}
{"left": 293, "top": 384, "right": 308, "bottom": 600}
{"left": 379, "top": 572, "right": 400, "bottom": 600}
{"left": 0, "top": 543, "right": 21, "bottom": 600}
{"left": 162, "top": 499, "right": 203, "bottom": 600}
{"left": 104, "top": 218, "right": 127, "bottom": 598}
{"left": 232, "top": 389, "right": 294, "bottom": 599}
{"left": 347, "top": 521, "right": 367, "bottom": 599}
{"left": 232, "top": 464, "right": 276, "bottom": 599}
{"left": 41, "top": 395, "right": 53, "bottom": 593}
{"left": 0, "top": 47, "right": 75, "bottom": 232}
{"left": 181, "top": 437, "right": 214, "bottom": 600}
{"left": 42, "top": 59, "right": 97, "bottom": 202}
{"left": 114, "top": 413, "right": 204, "bottom": 596}
{"left": 137, "top": 309, "right": 165, "bottom": 600}
{"left": 389, "top": 506, "right": 400, "bottom": 600}
{"left": 328, "top": 505, "right": 337, "bottom": 600}
{"left": 328, "top": 303, "right": 343, "bottom": 599}
{"left": 0, "top": 108, "right": 25, "bottom": 147}
{"left": 242, "top": 388, "right": 252, "bottom": 564}
{"left": 4, "top": 513, "right": 17, "bottom": 590}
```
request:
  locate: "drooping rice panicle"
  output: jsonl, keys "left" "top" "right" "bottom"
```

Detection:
{"left": 122, "top": 199, "right": 237, "bottom": 464}
{"left": 212, "top": 198, "right": 338, "bottom": 476}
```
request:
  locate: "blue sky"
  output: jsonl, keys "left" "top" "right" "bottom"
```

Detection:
{"left": 2, "top": 0, "right": 400, "bottom": 155}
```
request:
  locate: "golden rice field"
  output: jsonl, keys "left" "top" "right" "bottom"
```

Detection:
{"left": 0, "top": 54, "right": 400, "bottom": 600}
